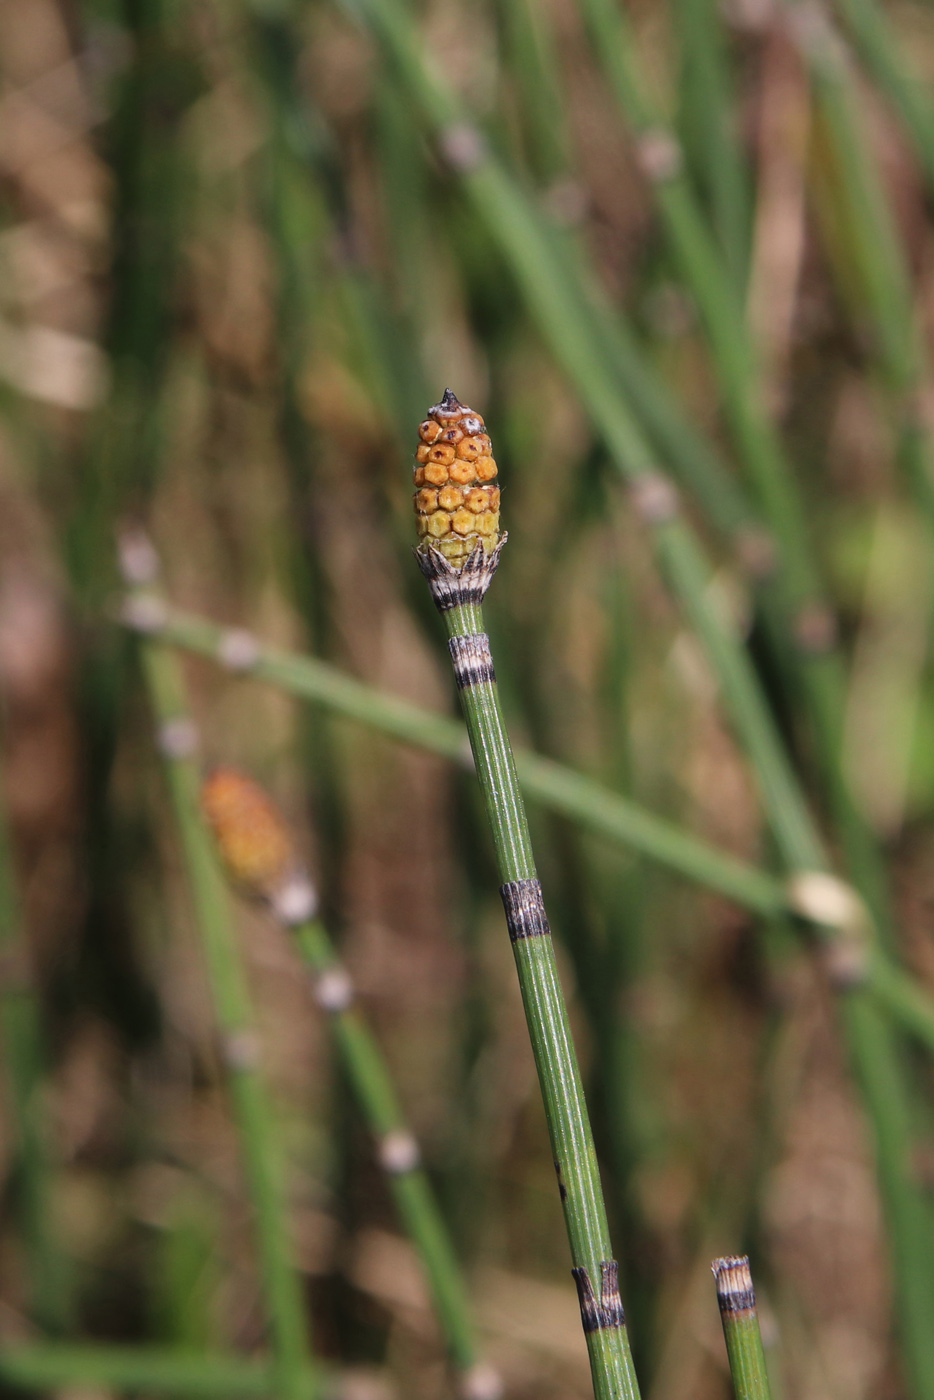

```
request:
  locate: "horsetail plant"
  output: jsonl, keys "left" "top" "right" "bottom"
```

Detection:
{"left": 412, "top": 390, "right": 641, "bottom": 1400}
{"left": 198, "top": 767, "right": 500, "bottom": 1400}
{"left": 121, "top": 538, "right": 315, "bottom": 1400}
{"left": 712, "top": 1257, "right": 773, "bottom": 1400}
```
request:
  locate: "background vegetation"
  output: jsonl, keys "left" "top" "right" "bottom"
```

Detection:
{"left": 5, "top": 0, "right": 934, "bottom": 1396}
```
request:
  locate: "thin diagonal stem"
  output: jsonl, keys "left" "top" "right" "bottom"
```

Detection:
{"left": 293, "top": 918, "right": 482, "bottom": 1380}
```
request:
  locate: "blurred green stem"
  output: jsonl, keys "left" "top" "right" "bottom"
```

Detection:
{"left": 293, "top": 917, "right": 482, "bottom": 1380}
{"left": 120, "top": 598, "right": 934, "bottom": 1065}
{"left": 653, "top": 521, "right": 934, "bottom": 1397}
{"left": 674, "top": 0, "right": 751, "bottom": 290}
{"left": 138, "top": 639, "right": 315, "bottom": 1400}
{"left": 68, "top": 0, "right": 194, "bottom": 607}
{"left": 0, "top": 1344, "right": 320, "bottom": 1397}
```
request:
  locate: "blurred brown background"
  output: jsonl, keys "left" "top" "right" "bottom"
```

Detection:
{"left": 3, "top": 0, "right": 934, "bottom": 1397}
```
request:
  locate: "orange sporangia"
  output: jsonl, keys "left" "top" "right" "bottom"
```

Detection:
{"left": 414, "top": 390, "right": 500, "bottom": 567}
{"left": 201, "top": 768, "right": 296, "bottom": 898}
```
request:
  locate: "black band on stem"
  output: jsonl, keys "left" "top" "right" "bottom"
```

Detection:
{"left": 448, "top": 633, "right": 496, "bottom": 689}
{"left": 573, "top": 1260, "right": 625, "bottom": 1333}
{"left": 500, "top": 878, "right": 550, "bottom": 941}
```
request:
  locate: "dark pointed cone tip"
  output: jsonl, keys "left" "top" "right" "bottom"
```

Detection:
{"left": 430, "top": 387, "right": 467, "bottom": 419}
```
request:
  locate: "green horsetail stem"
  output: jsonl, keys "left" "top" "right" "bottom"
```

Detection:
{"left": 117, "top": 597, "right": 934, "bottom": 1066}
{"left": 412, "top": 392, "right": 640, "bottom": 1400}
{"left": 712, "top": 1258, "right": 773, "bottom": 1400}
{"left": 293, "top": 916, "right": 500, "bottom": 1399}
{"left": 128, "top": 602, "right": 315, "bottom": 1400}
{"left": 197, "top": 768, "right": 498, "bottom": 1400}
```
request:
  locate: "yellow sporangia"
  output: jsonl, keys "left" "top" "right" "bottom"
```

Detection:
{"left": 201, "top": 768, "right": 296, "bottom": 898}
{"left": 414, "top": 389, "right": 500, "bottom": 568}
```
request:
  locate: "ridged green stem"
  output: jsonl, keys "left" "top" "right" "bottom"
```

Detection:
{"left": 712, "top": 1258, "right": 772, "bottom": 1400}
{"left": 432, "top": 587, "right": 640, "bottom": 1400}
{"left": 138, "top": 640, "right": 314, "bottom": 1400}
{"left": 293, "top": 917, "right": 479, "bottom": 1375}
